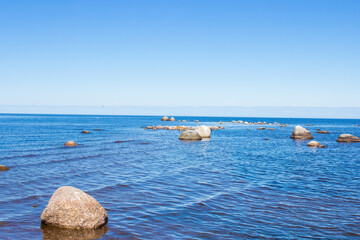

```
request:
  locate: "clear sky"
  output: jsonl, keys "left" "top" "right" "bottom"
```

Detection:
{"left": 0, "top": 0, "right": 359, "bottom": 108}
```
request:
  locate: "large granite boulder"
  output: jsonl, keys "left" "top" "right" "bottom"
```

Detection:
{"left": 41, "top": 186, "right": 108, "bottom": 229}
{"left": 336, "top": 134, "right": 360, "bottom": 142}
{"left": 179, "top": 130, "right": 202, "bottom": 141}
{"left": 161, "top": 116, "right": 170, "bottom": 121}
{"left": 195, "top": 125, "right": 211, "bottom": 138}
{"left": 290, "top": 126, "right": 314, "bottom": 140}
{"left": 307, "top": 141, "right": 326, "bottom": 148}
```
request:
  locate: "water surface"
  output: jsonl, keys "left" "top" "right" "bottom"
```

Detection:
{"left": 0, "top": 114, "right": 360, "bottom": 239}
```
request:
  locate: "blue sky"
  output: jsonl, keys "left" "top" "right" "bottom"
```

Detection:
{"left": 0, "top": 0, "right": 359, "bottom": 109}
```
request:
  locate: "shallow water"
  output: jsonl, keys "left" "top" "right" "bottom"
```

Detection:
{"left": 0, "top": 114, "right": 360, "bottom": 239}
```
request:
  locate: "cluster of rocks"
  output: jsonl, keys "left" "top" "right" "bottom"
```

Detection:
{"left": 217, "top": 120, "right": 288, "bottom": 127}
{"left": 290, "top": 125, "right": 360, "bottom": 148}
{"left": 179, "top": 125, "right": 211, "bottom": 140}
{"left": 41, "top": 186, "right": 108, "bottom": 229}
{"left": 161, "top": 116, "right": 175, "bottom": 121}
{"left": 145, "top": 125, "right": 224, "bottom": 131}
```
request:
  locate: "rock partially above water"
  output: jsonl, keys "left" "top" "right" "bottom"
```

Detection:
{"left": 0, "top": 165, "right": 10, "bottom": 171}
{"left": 64, "top": 141, "right": 77, "bottom": 147}
{"left": 170, "top": 117, "right": 175, "bottom": 121}
{"left": 268, "top": 128, "right": 275, "bottom": 130}
{"left": 161, "top": 116, "right": 170, "bottom": 121}
{"left": 336, "top": 134, "right": 360, "bottom": 143}
{"left": 307, "top": 141, "right": 326, "bottom": 148}
{"left": 290, "top": 126, "right": 314, "bottom": 140}
{"left": 81, "top": 130, "right": 90, "bottom": 134}
{"left": 257, "top": 127, "right": 265, "bottom": 130}
{"left": 316, "top": 130, "right": 330, "bottom": 134}
{"left": 41, "top": 186, "right": 108, "bottom": 229}
{"left": 195, "top": 125, "right": 211, "bottom": 138}
{"left": 179, "top": 130, "right": 202, "bottom": 141}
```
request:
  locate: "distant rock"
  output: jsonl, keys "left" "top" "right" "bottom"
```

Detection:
{"left": 182, "top": 120, "right": 187, "bottom": 122}
{"left": 179, "top": 130, "right": 202, "bottom": 141}
{"left": 93, "top": 129, "right": 103, "bottom": 131}
{"left": 268, "top": 128, "right": 275, "bottom": 130}
{"left": 64, "top": 141, "right": 77, "bottom": 147}
{"left": 195, "top": 125, "right": 211, "bottom": 138}
{"left": 336, "top": 134, "right": 360, "bottom": 143}
{"left": 257, "top": 127, "right": 265, "bottom": 130}
{"left": 307, "top": 141, "right": 326, "bottom": 148}
{"left": 265, "top": 138, "right": 269, "bottom": 140}
{"left": 316, "top": 130, "right": 330, "bottom": 134}
{"left": 0, "top": 165, "right": 10, "bottom": 171}
{"left": 231, "top": 121, "right": 236, "bottom": 123}
{"left": 280, "top": 124, "right": 286, "bottom": 127}
{"left": 81, "top": 130, "right": 90, "bottom": 134}
{"left": 290, "top": 126, "right": 314, "bottom": 140}
{"left": 169, "top": 117, "right": 175, "bottom": 121}
{"left": 220, "top": 122, "right": 224, "bottom": 124}
{"left": 41, "top": 186, "right": 108, "bottom": 229}
{"left": 195, "top": 120, "right": 199, "bottom": 123}
{"left": 161, "top": 116, "right": 170, "bottom": 121}
{"left": 355, "top": 124, "right": 359, "bottom": 127}
{"left": 210, "top": 126, "right": 224, "bottom": 130}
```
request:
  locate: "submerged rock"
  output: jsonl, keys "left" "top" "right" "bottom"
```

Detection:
{"left": 195, "top": 125, "right": 211, "bottom": 138}
{"left": 290, "top": 126, "right": 314, "bottom": 140}
{"left": 161, "top": 116, "right": 170, "bottom": 121}
{"left": 179, "top": 130, "right": 202, "bottom": 141}
{"left": 316, "top": 130, "right": 330, "bottom": 134}
{"left": 336, "top": 134, "right": 360, "bottom": 143}
{"left": 81, "top": 130, "right": 90, "bottom": 134}
{"left": 64, "top": 141, "right": 77, "bottom": 147}
{"left": 307, "top": 141, "right": 326, "bottom": 148}
{"left": 41, "top": 186, "right": 108, "bottom": 229}
{"left": 0, "top": 165, "right": 10, "bottom": 171}
{"left": 93, "top": 129, "right": 103, "bottom": 131}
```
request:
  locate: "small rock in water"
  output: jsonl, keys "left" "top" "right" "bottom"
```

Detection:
{"left": 93, "top": 129, "right": 103, "bottom": 131}
{"left": 64, "top": 141, "right": 77, "bottom": 147}
{"left": 195, "top": 125, "right": 211, "bottom": 138}
{"left": 179, "top": 130, "right": 202, "bottom": 141}
{"left": 268, "top": 128, "right": 275, "bottom": 130}
{"left": 81, "top": 130, "right": 90, "bottom": 134}
{"left": 336, "top": 134, "right": 360, "bottom": 143}
{"left": 316, "top": 130, "right": 330, "bottom": 134}
{"left": 265, "top": 138, "right": 269, "bottom": 140}
{"left": 290, "top": 126, "right": 314, "bottom": 140}
{"left": 355, "top": 124, "right": 359, "bottom": 127}
{"left": 257, "top": 127, "right": 265, "bottom": 130}
{"left": 307, "top": 141, "right": 326, "bottom": 148}
{"left": 0, "top": 165, "right": 10, "bottom": 171}
{"left": 41, "top": 186, "right": 108, "bottom": 229}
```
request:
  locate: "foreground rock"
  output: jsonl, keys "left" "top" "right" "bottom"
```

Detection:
{"left": 336, "top": 134, "right": 360, "bottom": 143}
{"left": 41, "top": 186, "right": 108, "bottom": 229}
{"left": 195, "top": 125, "right": 211, "bottom": 138}
{"left": 290, "top": 126, "right": 314, "bottom": 140}
{"left": 0, "top": 165, "right": 10, "bottom": 171}
{"left": 179, "top": 130, "right": 202, "bottom": 141}
{"left": 64, "top": 141, "right": 77, "bottom": 147}
{"left": 307, "top": 141, "right": 326, "bottom": 148}
{"left": 81, "top": 130, "right": 90, "bottom": 134}
{"left": 161, "top": 116, "right": 170, "bottom": 121}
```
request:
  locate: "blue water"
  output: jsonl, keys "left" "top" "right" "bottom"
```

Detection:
{"left": 0, "top": 114, "right": 360, "bottom": 239}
